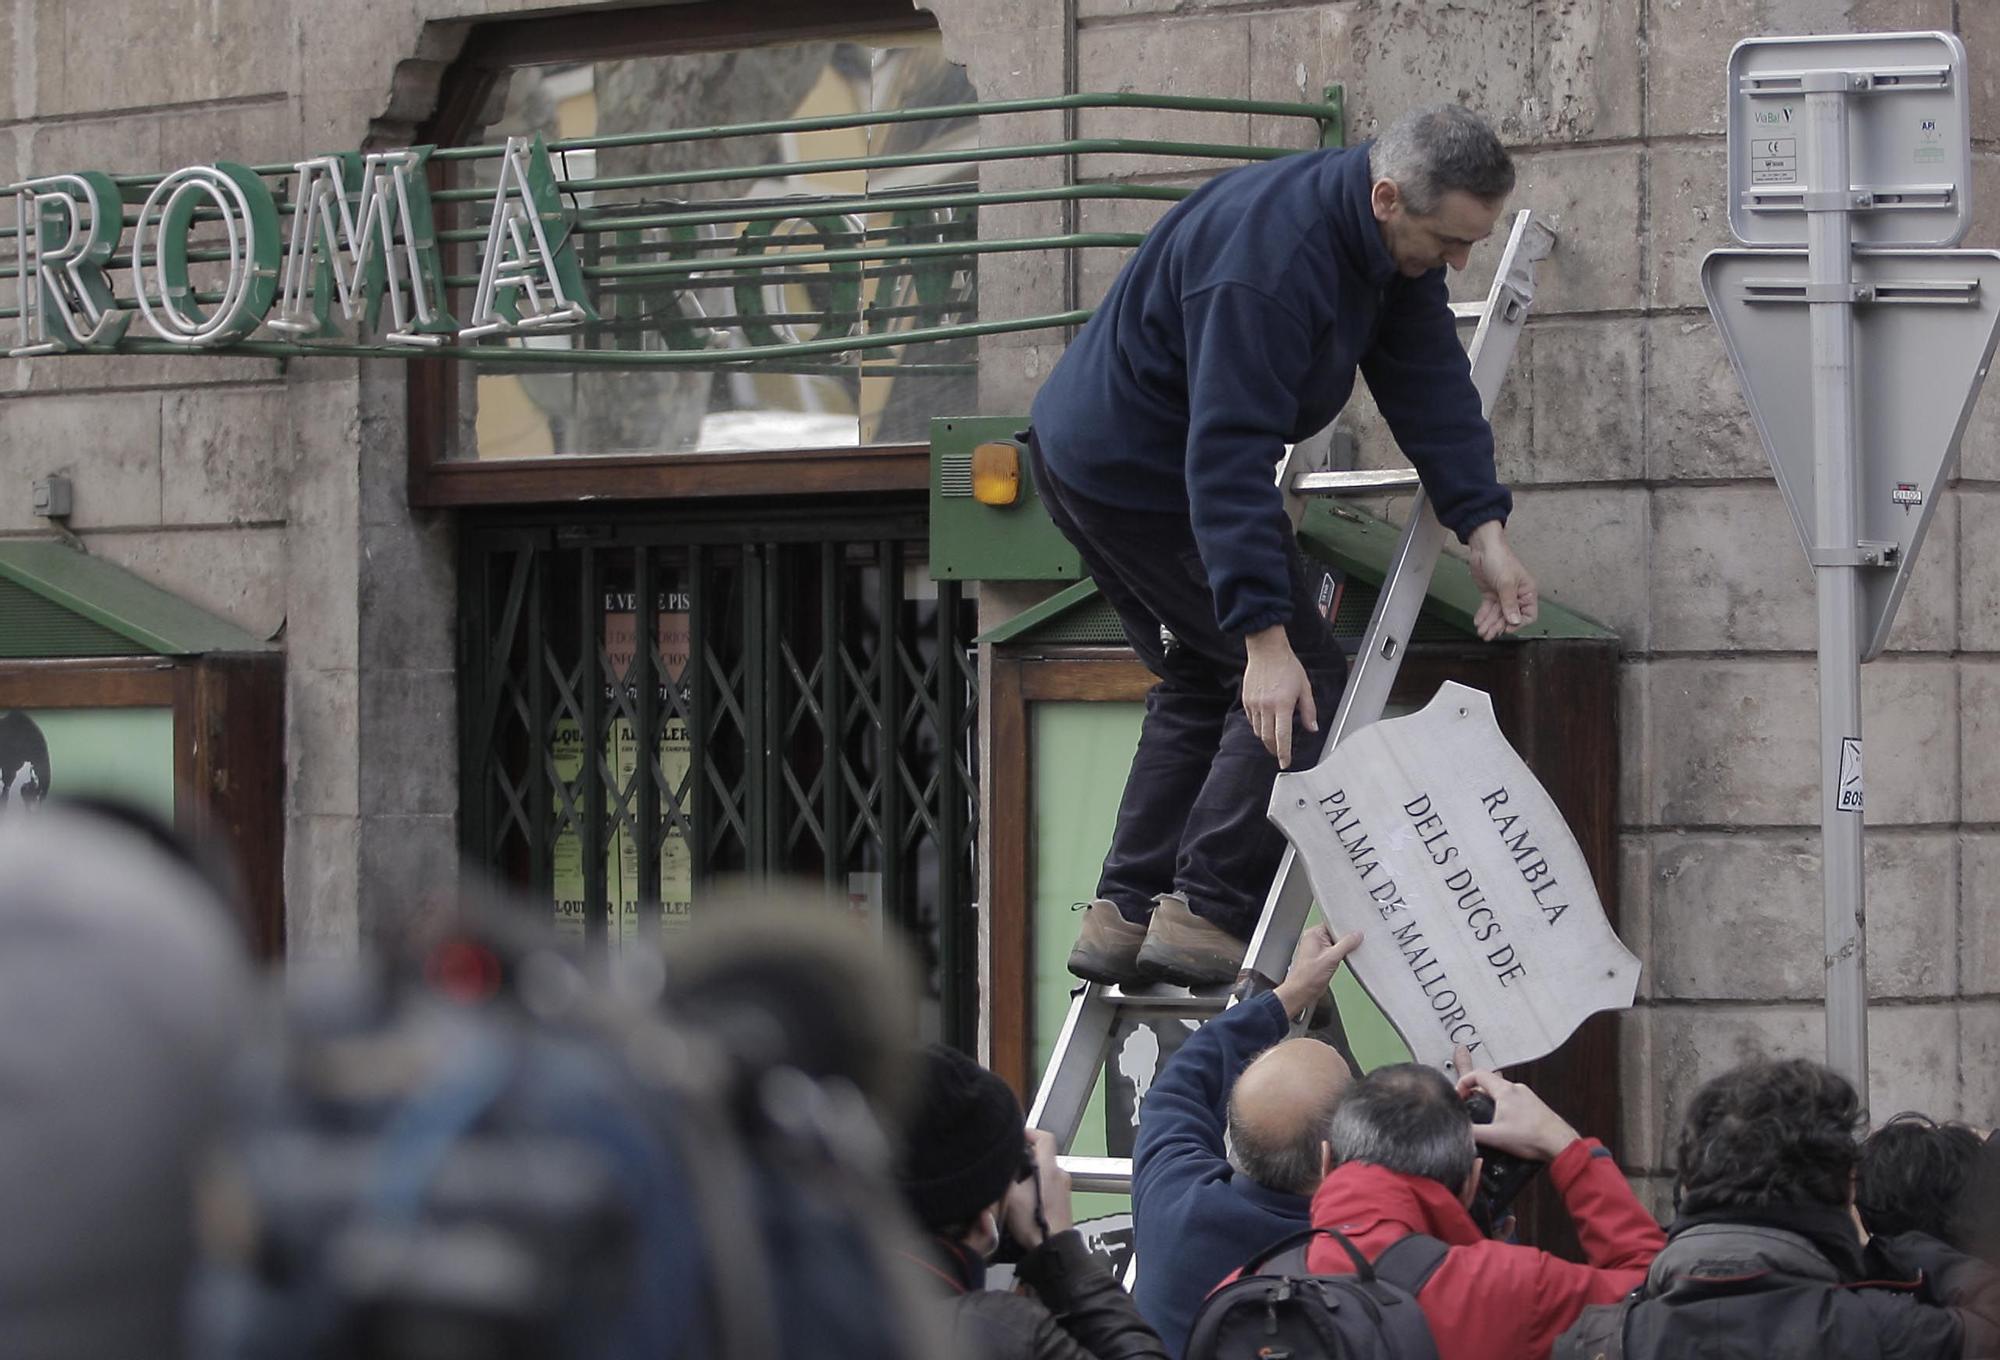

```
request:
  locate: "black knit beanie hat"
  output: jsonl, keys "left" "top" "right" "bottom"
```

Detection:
{"left": 897, "top": 1043, "right": 1025, "bottom": 1232}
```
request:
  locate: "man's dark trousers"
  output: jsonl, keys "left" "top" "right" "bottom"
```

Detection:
{"left": 1030, "top": 435, "right": 1347, "bottom": 939}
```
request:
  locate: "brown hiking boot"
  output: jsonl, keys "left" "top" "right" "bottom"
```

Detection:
{"left": 1136, "top": 893, "right": 1249, "bottom": 986}
{"left": 1066, "top": 900, "right": 1150, "bottom": 985}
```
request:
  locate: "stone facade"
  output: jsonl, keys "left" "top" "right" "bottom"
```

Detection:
{"left": 5, "top": 0, "right": 1995, "bottom": 1198}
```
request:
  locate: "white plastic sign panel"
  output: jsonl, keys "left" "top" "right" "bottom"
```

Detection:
{"left": 1268, "top": 683, "right": 1639, "bottom": 1071}
{"left": 1729, "top": 30, "right": 1970, "bottom": 248}
{"left": 1701, "top": 249, "right": 2000, "bottom": 659}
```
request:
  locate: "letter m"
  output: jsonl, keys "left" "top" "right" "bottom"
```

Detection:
{"left": 270, "top": 150, "right": 457, "bottom": 345}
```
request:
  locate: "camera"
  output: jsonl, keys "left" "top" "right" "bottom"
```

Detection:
{"left": 1463, "top": 1090, "right": 1544, "bottom": 1235}
{"left": 991, "top": 1142, "right": 1050, "bottom": 1264}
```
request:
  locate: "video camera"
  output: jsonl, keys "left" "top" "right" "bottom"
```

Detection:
{"left": 1463, "top": 1090, "right": 1545, "bottom": 1235}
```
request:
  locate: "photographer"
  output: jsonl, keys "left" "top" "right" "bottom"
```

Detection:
{"left": 1305, "top": 1059, "right": 1662, "bottom": 1360}
{"left": 1561, "top": 1060, "right": 2000, "bottom": 1360}
{"left": 896, "top": 1044, "right": 1169, "bottom": 1360}
{"left": 1131, "top": 923, "right": 1360, "bottom": 1356}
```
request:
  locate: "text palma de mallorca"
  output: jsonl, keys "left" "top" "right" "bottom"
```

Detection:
{"left": 1269, "top": 683, "right": 1641, "bottom": 1070}
{"left": 9, "top": 135, "right": 590, "bottom": 356}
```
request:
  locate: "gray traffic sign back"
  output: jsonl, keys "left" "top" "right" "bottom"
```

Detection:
{"left": 1702, "top": 248, "right": 2000, "bottom": 659}
{"left": 1729, "top": 31, "right": 1971, "bottom": 248}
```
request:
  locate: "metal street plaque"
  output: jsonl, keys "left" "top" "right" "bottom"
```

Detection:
{"left": 1729, "top": 31, "right": 1970, "bottom": 248}
{"left": 1701, "top": 248, "right": 2000, "bottom": 659}
{"left": 1268, "top": 683, "right": 1639, "bottom": 1070}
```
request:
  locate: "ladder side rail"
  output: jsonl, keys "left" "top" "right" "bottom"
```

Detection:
{"left": 1027, "top": 982, "right": 1121, "bottom": 1138}
{"left": 1235, "top": 210, "right": 1550, "bottom": 993}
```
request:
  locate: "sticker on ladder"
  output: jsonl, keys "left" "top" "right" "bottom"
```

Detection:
{"left": 1837, "top": 737, "right": 1864, "bottom": 813}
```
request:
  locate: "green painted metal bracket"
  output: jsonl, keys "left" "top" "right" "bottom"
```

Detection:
{"left": 1321, "top": 85, "right": 1347, "bottom": 149}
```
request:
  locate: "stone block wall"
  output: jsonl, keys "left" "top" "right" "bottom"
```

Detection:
{"left": 929, "top": 0, "right": 2000, "bottom": 1192}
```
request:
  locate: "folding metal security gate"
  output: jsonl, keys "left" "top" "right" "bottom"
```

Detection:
{"left": 459, "top": 504, "right": 978, "bottom": 1043}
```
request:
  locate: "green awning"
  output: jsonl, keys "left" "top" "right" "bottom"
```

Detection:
{"left": 978, "top": 501, "right": 1614, "bottom": 647}
{"left": 0, "top": 540, "right": 276, "bottom": 659}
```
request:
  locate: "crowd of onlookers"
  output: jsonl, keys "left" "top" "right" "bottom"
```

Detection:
{"left": 2, "top": 800, "right": 1996, "bottom": 1359}
{"left": 904, "top": 925, "right": 2000, "bottom": 1360}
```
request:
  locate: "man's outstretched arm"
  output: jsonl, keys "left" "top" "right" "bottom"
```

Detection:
{"left": 1133, "top": 927, "right": 1361, "bottom": 1205}
{"left": 1361, "top": 270, "right": 1537, "bottom": 640}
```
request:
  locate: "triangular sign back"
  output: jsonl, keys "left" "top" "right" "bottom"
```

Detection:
{"left": 1701, "top": 249, "right": 2000, "bottom": 660}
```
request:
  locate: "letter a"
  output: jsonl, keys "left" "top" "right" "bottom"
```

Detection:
{"left": 460, "top": 134, "right": 595, "bottom": 340}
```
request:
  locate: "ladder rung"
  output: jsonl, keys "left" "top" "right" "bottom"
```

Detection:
{"left": 1099, "top": 986, "right": 1233, "bottom": 1018}
{"left": 1289, "top": 468, "right": 1421, "bottom": 497}
{"left": 1449, "top": 301, "right": 1485, "bottom": 320}
{"left": 1057, "top": 1155, "right": 1134, "bottom": 1194}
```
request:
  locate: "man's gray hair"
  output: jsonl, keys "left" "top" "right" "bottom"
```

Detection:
{"left": 1367, "top": 106, "right": 1515, "bottom": 216}
{"left": 1224, "top": 1082, "right": 1347, "bottom": 1197}
{"left": 1325, "top": 1063, "right": 1477, "bottom": 1192}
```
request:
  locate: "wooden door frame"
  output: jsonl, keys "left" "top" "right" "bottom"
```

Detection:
{"left": 0, "top": 654, "right": 286, "bottom": 959}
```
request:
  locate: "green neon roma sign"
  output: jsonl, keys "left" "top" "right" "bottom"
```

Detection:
{"left": 10, "top": 134, "right": 594, "bottom": 356}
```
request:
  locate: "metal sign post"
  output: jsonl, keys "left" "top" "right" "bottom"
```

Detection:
{"left": 1800, "top": 73, "right": 1869, "bottom": 1095}
{"left": 1708, "top": 30, "right": 1983, "bottom": 1104}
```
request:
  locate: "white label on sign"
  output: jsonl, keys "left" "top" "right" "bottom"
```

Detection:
{"left": 1837, "top": 738, "right": 1864, "bottom": 813}
{"left": 1753, "top": 135, "right": 1799, "bottom": 185}
{"left": 1268, "top": 682, "right": 1640, "bottom": 1070}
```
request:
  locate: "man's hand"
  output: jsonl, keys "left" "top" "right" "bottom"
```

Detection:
{"left": 1001, "top": 1128, "right": 1075, "bottom": 1249}
{"left": 1274, "top": 924, "right": 1363, "bottom": 1017}
{"left": 1243, "top": 625, "right": 1316, "bottom": 768}
{"left": 1468, "top": 521, "right": 1538, "bottom": 642}
{"left": 1455, "top": 1067, "right": 1579, "bottom": 1162}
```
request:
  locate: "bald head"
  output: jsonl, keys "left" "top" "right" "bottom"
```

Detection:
{"left": 1225, "top": 1038, "right": 1355, "bottom": 1196}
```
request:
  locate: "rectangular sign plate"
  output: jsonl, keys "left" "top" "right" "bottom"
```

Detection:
{"left": 1729, "top": 30, "right": 1971, "bottom": 248}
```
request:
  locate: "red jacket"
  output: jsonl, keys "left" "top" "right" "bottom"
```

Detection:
{"left": 1304, "top": 1139, "right": 1664, "bottom": 1360}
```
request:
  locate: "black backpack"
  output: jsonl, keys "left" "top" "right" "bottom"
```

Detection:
{"left": 1185, "top": 1226, "right": 1449, "bottom": 1360}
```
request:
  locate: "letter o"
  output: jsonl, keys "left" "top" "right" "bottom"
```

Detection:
{"left": 1430, "top": 989, "right": 1457, "bottom": 1012}
{"left": 131, "top": 163, "right": 279, "bottom": 346}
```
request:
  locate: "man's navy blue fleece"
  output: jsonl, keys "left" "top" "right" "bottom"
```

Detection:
{"left": 1029, "top": 142, "right": 1510, "bottom": 638}
{"left": 1131, "top": 991, "right": 1312, "bottom": 1358}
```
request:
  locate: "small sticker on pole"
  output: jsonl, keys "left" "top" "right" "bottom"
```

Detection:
{"left": 1837, "top": 737, "right": 1864, "bottom": 814}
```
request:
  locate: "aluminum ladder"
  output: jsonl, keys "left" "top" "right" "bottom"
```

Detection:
{"left": 1026, "top": 209, "right": 1557, "bottom": 1197}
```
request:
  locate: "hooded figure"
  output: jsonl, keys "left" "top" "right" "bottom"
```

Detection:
{"left": 0, "top": 803, "right": 252, "bottom": 1360}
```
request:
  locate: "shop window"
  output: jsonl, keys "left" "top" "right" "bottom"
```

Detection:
{"left": 409, "top": 2, "right": 983, "bottom": 497}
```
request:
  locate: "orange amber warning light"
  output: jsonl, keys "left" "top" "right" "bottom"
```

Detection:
{"left": 971, "top": 440, "right": 1022, "bottom": 506}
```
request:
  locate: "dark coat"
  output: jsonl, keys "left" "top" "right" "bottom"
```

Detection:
{"left": 1569, "top": 1205, "right": 2000, "bottom": 1360}
{"left": 1130, "top": 990, "right": 1310, "bottom": 1357}
{"left": 912, "top": 1231, "right": 1170, "bottom": 1360}
{"left": 1028, "top": 142, "right": 1508, "bottom": 637}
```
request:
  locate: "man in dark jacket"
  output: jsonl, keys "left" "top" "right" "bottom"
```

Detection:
{"left": 897, "top": 1043, "right": 1169, "bottom": 1360}
{"left": 1130, "top": 923, "right": 1359, "bottom": 1356}
{"left": 1559, "top": 1058, "right": 2000, "bottom": 1360}
{"left": 1034, "top": 105, "right": 1540, "bottom": 989}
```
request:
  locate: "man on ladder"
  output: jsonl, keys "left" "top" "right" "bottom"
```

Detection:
{"left": 1027, "top": 105, "right": 1541, "bottom": 989}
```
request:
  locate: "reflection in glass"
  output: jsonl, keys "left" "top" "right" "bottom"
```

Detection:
{"left": 450, "top": 37, "right": 979, "bottom": 461}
